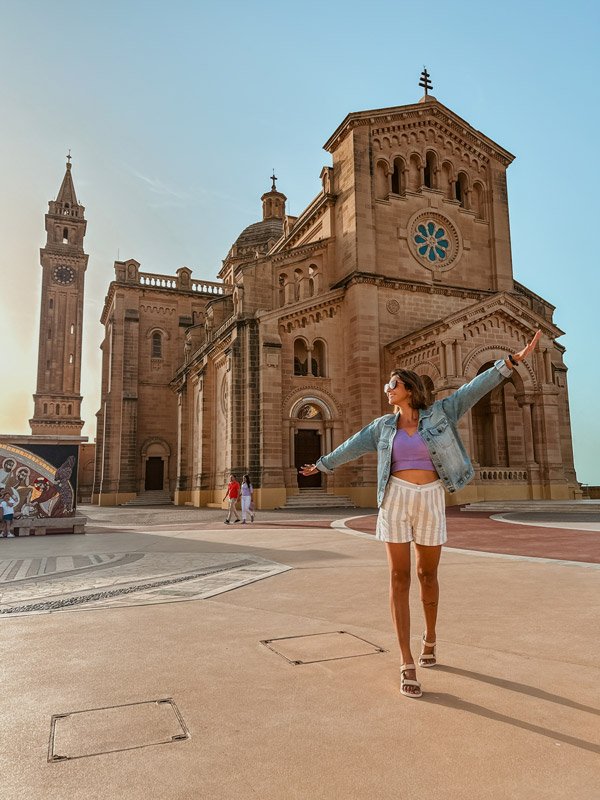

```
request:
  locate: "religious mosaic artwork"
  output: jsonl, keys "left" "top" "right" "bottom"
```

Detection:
{"left": 0, "top": 444, "right": 78, "bottom": 519}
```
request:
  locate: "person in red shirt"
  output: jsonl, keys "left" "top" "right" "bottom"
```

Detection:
{"left": 223, "top": 474, "right": 241, "bottom": 524}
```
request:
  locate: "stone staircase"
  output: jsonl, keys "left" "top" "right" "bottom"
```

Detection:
{"left": 121, "top": 490, "right": 173, "bottom": 507}
{"left": 280, "top": 488, "right": 356, "bottom": 510}
{"left": 461, "top": 500, "right": 600, "bottom": 514}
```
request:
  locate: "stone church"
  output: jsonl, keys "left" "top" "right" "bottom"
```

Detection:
{"left": 82, "top": 89, "right": 579, "bottom": 507}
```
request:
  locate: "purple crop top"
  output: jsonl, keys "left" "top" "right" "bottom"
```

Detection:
{"left": 390, "top": 429, "right": 436, "bottom": 472}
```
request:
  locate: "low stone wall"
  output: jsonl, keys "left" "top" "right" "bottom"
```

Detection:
{"left": 12, "top": 516, "right": 87, "bottom": 536}
{"left": 582, "top": 485, "right": 600, "bottom": 499}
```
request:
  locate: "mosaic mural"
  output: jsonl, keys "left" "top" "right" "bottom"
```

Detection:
{"left": 0, "top": 443, "right": 78, "bottom": 519}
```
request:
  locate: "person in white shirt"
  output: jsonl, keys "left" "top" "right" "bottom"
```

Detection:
{"left": 1, "top": 492, "right": 17, "bottom": 537}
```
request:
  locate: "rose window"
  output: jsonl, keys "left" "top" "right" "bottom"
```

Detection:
{"left": 414, "top": 221, "right": 450, "bottom": 263}
{"left": 407, "top": 211, "right": 461, "bottom": 271}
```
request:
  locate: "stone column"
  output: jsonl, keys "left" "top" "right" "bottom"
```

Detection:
{"left": 442, "top": 340, "right": 455, "bottom": 377}
{"left": 488, "top": 399, "right": 501, "bottom": 466}
{"left": 516, "top": 395, "right": 537, "bottom": 465}
{"left": 543, "top": 349, "right": 553, "bottom": 384}
{"left": 453, "top": 340, "right": 462, "bottom": 376}
{"left": 289, "top": 421, "right": 296, "bottom": 468}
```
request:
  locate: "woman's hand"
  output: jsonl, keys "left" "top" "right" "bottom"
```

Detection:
{"left": 299, "top": 464, "right": 318, "bottom": 476}
{"left": 512, "top": 329, "right": 542, "bottom": 365}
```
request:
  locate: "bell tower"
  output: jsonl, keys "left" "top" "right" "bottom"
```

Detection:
{"left": 30, "top": 155, "right": 88, "bottom": 437}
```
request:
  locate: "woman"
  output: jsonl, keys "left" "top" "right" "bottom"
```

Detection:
{"left": 1, "top": 491, "right": 18, "bottom": 537}
{"left": 241, "top": 474, "right": 254, "bottom": 524}
{"left": 300, "top": 331, "right": 541, "bottom": 698}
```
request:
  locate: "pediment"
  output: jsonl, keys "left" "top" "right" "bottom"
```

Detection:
{"left": 386, "top": 291, "right": 563, "bottom": 358}
{"left": 324, "top": 98, "right": 514, "bottom": 168}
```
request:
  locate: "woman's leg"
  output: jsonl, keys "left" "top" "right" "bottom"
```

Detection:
{"left": 241, "top": 496, "right": 249, "bottom": 522}
{"left": 385, "top": 542, "right": 420, "bottom": 694}
{"left": 414, "top": 543, "right": 442, "bottom": 658}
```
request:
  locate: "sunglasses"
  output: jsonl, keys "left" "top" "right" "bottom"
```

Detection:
{"left": 384, "top": 376, "right": 411, "bottom": 394}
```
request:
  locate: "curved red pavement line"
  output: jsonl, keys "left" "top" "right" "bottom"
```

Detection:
{"left": 344, "top": 507, "right": 600, "bottom": 563}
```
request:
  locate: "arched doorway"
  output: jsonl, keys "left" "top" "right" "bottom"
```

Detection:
{"left": 471, "top": 362, "right": 526, "bottom": 468}
{"left": 290, "top": 399, "right": 333, "bottom": 489}
{"left": 141, "top": 439, "right": 170, "bottom": 493}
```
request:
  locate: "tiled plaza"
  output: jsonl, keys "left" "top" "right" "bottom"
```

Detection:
{"left": 0, "top": 505, "right": 598, "bottom": 799}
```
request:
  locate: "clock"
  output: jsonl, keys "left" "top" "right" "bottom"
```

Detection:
{"left": 52, "top": 265, "right": 76, "bottom": 285}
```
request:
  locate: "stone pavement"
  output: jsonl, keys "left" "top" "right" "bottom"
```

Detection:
{"left": 0, "top": 504, "right": 598, "bottom": 800}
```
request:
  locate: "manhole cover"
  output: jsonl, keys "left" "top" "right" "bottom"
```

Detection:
{"left": 48, "top": 698, "right": 189, "bottom": 761}
{"left": 261, "top": 631, "right": 386, "bottom": 664}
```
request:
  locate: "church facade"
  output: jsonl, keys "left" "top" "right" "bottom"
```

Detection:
{"left": 91, "top": 92, "right": 580, "bottom": 507}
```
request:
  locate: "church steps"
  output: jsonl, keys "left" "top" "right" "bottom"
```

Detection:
{"left": 280, "top": 490, "right": 355, "bottom": 509}
{"left": 461, "top": 501, "right": 600, "bottom": 514}
{"left": 121, "top": 491, "right": 173, "bottom": 507}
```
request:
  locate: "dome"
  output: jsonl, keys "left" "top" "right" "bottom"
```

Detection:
{"left": 234, "top": 217, "right": 284, "bottom": 250}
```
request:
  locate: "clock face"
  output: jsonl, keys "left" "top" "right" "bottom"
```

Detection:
{"left": 52, "top": 265, "right": 76, "bottom": 285}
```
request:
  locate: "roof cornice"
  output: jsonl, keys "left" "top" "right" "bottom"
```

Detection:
{"left": 323, "top": 98, "right": 515, "bottom": 166}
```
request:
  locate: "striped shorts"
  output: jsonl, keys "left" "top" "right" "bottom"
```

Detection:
{"left": 375, "top": 476, "right": 447, "bottom": 546}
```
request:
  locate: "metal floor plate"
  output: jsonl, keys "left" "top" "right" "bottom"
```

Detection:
{"left": 49, "top": 698, "right": 189, "bottom": 761}
{"left": 261, "top": 631, "right": 386, "bottom": 664}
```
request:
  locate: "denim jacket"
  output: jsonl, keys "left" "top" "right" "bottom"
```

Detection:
{"left": 316, "top": 360, "right": 512, "bottom": 505}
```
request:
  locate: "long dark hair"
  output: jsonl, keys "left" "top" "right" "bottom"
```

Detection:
{"left": 242, "top": 473, "right": 252, "bottom": 487}
{"left": 389, "top": 369, "right": 431, "bottom": 410}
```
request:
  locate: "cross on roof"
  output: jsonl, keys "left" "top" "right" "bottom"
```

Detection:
{"left": 419, "top": 67, "right": 433, "bottom": 95}
{"left": 270, "top": 170, "right": 277, "bottom": 191}
{"left": 66, "top": 149, "right": 72, "bottom": 165}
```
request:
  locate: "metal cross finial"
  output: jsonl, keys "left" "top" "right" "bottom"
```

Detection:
{"left": 66, "top": 149, "right": 72, "bottom": 165}
{"left": 419, "top": 67, "right": 433, "bottom": 96}
{"left": 271, "top": 170, "right": 277, "bottom": 191}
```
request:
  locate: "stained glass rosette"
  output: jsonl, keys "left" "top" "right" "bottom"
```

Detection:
{"left": 414, "top": 221, "right": 450, "bottom": 263}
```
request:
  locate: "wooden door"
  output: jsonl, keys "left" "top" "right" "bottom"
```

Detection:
{"left": 295, "top": 429, "right": 322, "bottom": 488}
{"left": 145, "top": 457, "right": 164, "bottom": 490}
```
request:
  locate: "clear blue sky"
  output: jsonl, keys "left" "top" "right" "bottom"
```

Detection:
{"left": 1, "top": 0, "right": 598, "bottom": 483}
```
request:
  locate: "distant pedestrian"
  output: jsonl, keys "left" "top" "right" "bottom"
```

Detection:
{"left": 241, "top": 474, "right": 254, "bottom": 524}
{"left": 301, "top": 331, "right": 541, "bottom": 699}
{"left": 223, "top": 474, "right": 241, "bottom": 524}
{"left": 1, "top": 492, "right": 17, "bottom": 537}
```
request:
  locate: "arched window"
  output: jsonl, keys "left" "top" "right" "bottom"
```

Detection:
{"left": 391, "top": 157, "right": 405, "bottom": 195}
{"left": 49, "top": 299, "right": 54, "bottom": 309}
{"left": 278, "top": 273, "right": 286, "bottom": 306}
{"left": 440, "top": 161, "right": 453, "bottom": 200}
{"left": 311, "top": 339, "right": 327, "bottom": 377}
{"left": 408, "top": 154, "right": 421, "bottom": 192}
{"left": 293, "top": 338, "right": 309, "bottom": 376}
{"left": 70, "top": 324, "right": 74, "bottom": 334}
{"left": 55, "top": 404, "right": 60, "bottom": 415}
{"left": 294, "top": 268, "right": 303, "bottom": 302}
{"left": 63, "top": 227, "right": 69, "bottom": 243}
{"left": 472, "top": 181, "right": 486, "bottom": 220}
{"left": 424, "top": 151, "right": 437, "bottom": 189}
{"left": 43, "top": 403, "right": 47, "bottom": 414}
{"left": 69, "top": 353, "right": 74, "bottom": 364}
{"left": 308, "top": 264, "right": 320, "bottom": 297}
{"left": 456, "top": 172, "right": 469, "bottom": 208}
{"left": 151, "top": 331, "right": 163, "bottom": 358}
{"left": 375, "top": 160, "right": 389, "bottom": 199}
{"left": 67, "top": 404, "right": 72, "bottom": 415}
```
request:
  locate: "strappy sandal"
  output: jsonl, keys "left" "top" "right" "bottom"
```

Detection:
{"left": 400, "top": 664, "right": 422, "bottom": 698}
{"left": 419, "top": 634, "right": 437, "bottom": 668}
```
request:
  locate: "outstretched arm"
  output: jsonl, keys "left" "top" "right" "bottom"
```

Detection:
{"left": 299, "top": 418, "right": 381, "bottom": 476}
{"left": 441, "top": 330, "right": 541, "bottom": 423}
